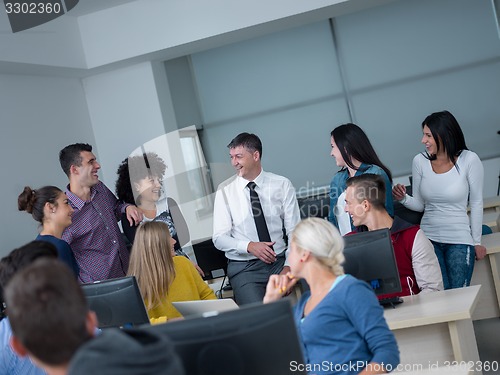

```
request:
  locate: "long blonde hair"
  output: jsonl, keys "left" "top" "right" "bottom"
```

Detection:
{"left": 127, "top": 221, "right": 176, "bottom": 310}
{"left": 291, "top": 217, "right": 345, "bottom": 276}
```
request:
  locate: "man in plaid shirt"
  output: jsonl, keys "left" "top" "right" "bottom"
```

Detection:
{"left": 59, "top": 143, "right": 142, "bottom": 283}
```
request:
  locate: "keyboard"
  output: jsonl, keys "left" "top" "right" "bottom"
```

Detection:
{"left": 379, "top": 296, "right": 404, "bottom": 308}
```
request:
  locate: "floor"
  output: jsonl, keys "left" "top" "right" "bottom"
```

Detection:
{"left": 474, "top": 318, "right": 500, "bottom": 375}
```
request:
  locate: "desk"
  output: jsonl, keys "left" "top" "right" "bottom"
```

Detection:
{"left": 482, "top": 211, "right": 499, "bottom": 232}
{"left": 468, "top": 196, "right": 500, "bottom": 213}
{"left": 468, "top": 196, "right": 500, "bottom": 232}
{"left": 471, "top": 232, "right": 500, "bottom": 320}
{"left": 482, "top": 196, "right": 500, "bottom": 212}
{"left": 384, "top": 285, "right": 482, "bottom": 375}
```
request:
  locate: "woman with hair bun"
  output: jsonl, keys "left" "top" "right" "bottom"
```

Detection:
{"left": 18, "top": 186, "right": 79, "bottom": 278}
{"left": 264, "top": 218, "right": 399, "bottom": 375}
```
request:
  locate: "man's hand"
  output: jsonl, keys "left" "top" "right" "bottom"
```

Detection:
{"left": 126, "top": 205, "right": 143, "bottom": 226}
{"left": 247, "top": 241, "right": 276, "bottom": 264}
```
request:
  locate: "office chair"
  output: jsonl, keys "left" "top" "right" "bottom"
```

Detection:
{"left": 192, "top": 239, "right": 229, "bottom": 298}
{"left": 393, "top": 183, "right": 423, "bottom": 225}
{"left": 297, "top": 193, "right": 330, "bottom": 219}
{"left": 393, "top": 200, "right": 423, "bottom": 225}
{"left": 192, "top": 239, "right": 228, "bottom": 280}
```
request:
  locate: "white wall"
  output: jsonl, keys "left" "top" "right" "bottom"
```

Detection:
{"left": 1, "top": 0, "right": 498, "bottom": 258}
{"left": 0, "top": 0, "right": 395, "bottom": 71}
{"left": 336, "top": 0, "right": 500, "bottom": 176}
{"left": 191, "top": 0, "right": 500, "bottom": 192}
{"left": 76, "top": 0, "right": 395, "bottom": 68}
{"left": 0, "top": 73, "right": 95, "bottom": 257}
{"left": 82, "top": 61, "right": 175, "bottom": 189}
{"left": 483, "top": 157, "right": 500, "bottom": 198}
{"left": 192, "top": 21, "right": 349, "bottom": 190}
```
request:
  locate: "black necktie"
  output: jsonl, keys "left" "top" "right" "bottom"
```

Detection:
{"left": 247, "top": 181, "right": 272, "bottom": 243}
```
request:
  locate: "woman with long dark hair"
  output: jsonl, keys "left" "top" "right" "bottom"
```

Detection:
{"left": 329, "top": 123, "right": 393, "bottom": 235}
{"left": 393, "top": 110, "right": 485, "bottom": 289}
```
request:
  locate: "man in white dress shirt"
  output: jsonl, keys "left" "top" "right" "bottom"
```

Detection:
{"left": 212, "top": 133, "right": 301, "bottom": 305}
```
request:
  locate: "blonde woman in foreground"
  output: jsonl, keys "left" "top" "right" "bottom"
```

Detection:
{"left": 127, "top": 221, "right": 216, "bottom": 322}
{"left": 264, "top": 218, "right": 399, "bottom": 375}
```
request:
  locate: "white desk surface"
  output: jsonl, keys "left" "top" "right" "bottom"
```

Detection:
{"left": 468, "top": 196, "right": 500, "bottom": 212}
{"left": 471, "top": 233, "right": 500, "bottom": 320}
{"left": 472, "top": 232, "right": 500, "bottom": 320}
{"left": 385, "top": 286, "right": 482, "bottom": 374}
{"left": 482, "top": 231, "right": 500, "bottom": 253}
{"left": 483, "top": 211, "right": 499, "bottom": 229}
{"left": 384, "top": 285, "right": 481, "bottom": 330}
{"left": 482, "top": 196, "right": 500, "bottom": 211}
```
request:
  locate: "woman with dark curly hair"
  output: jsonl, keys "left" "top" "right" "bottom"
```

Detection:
{"left": 116, "top": 153, "right": 203, "bottom": 276}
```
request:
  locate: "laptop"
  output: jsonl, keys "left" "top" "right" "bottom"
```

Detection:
{"left": 172, "top": 299, "right": 238, "bottom": 317}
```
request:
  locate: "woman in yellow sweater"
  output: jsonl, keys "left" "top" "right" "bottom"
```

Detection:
{"left": 127, "top": 221, "right": 216, "bottom": 321}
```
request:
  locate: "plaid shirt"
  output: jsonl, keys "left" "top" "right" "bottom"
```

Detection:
{"left": 62, "top": 181, "right": 130, "bottom": 283}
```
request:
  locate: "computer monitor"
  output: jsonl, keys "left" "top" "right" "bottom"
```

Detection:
{"left": 81, "top": 276, "right": 150, "bottom": 329}
{"left": 144, "top": 299, "right": 306, "bottom": 375}
{"left": 342, "top": 228, "right": 401, "bottom": 297}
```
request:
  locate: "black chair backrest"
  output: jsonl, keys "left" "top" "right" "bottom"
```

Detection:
{"left": 192, "top": 239, "right": 228, "bottom": 281}
{"left": 393, "top": 201, "right": 423, "bottom": 225}
{"left": 297, "top": 194, "right": 330, "bottom": 219}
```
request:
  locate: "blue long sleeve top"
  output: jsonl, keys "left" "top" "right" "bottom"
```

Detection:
{"left": 0, "top": 317, "right": 46, "bottom": 375}
{"left": 36, "top": 234, "right": 79, "bottom": 279}
{"left": 294, "top": 275, "right": 399, "bottom": 375}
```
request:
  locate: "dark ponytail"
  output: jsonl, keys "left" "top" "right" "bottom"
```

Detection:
{"left": 18, "top": 186, "right": 62, "bottom": 223}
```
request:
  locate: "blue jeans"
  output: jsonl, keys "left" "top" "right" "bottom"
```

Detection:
{"left": 431, "top": 241, "right": 475, "bottom": 290}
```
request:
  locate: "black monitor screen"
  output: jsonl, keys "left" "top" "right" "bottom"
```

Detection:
{"left": 144, "top": 299, "right": 306, "bottom": 375}
{"left": 81, "top": 276, "right": 150, "bottom": 329}
{"left": 342, "top": 228, "right": 401, "bottom": 297}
